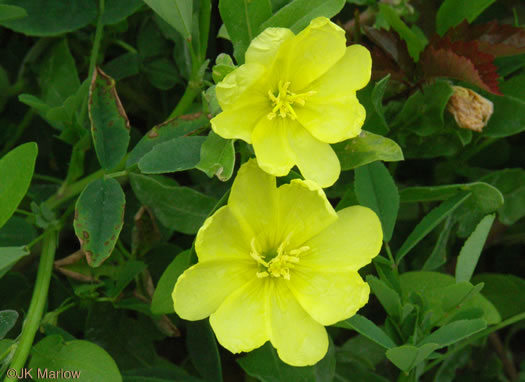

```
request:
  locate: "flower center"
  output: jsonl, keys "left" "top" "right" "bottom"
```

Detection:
{"left": 249, "top": 236, "right": 309, "bottom": 280}
{"left": 267, "top": 81, "right": 316, "bottom": 120}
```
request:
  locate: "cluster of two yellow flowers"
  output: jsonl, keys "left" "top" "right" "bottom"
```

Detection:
{"left": 172, "top": 17, "right": 384, "bottom": 366}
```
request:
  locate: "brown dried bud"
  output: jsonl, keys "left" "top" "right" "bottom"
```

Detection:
{"left": 447, "top": 86, "right": 494, "bottom": 132}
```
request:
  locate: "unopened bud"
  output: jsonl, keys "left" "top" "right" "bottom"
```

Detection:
{"left": 447, "top": 86, "right": 494, "bottom": 132}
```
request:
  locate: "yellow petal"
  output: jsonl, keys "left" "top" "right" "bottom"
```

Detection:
{"left": 287, "top": 121, "right": 340, "bottom": 188}
{"left": 215, "top": 63, "right": 267, "bottom": 110}
{"left": 173, "top": 259, "right": 255, "bottom": 320}
{"left": 276, "top": 179, "right": 337, "bottom": 248}
{"left": 246, "top": 27, "right": 295, "bottom": 68}
{"left": 301, "top": 206, "right": 383, "bottom": 272}
{"left": 195, "top": 206, "right": 252, "bottom": 262}
{"left": 296, "top": 94, "right": 365, "bottom": 143}
{"left": 289, "top": 269, "right": 370, "bottom": 325}
{"left": 210, "top": 102, "right": 266, "bottom": 143}
{"left": 210, "top": 279, "right": 269, "bottom": 353}
{"left": 269, "top": 280, "right": 328, "bottom": 366}
{"left": 228, "top": 159, "right": 279, "bottom": 243}
{"left": 283, "top": 17, "right": 346, "bottom": 91}
{"left": 252, "top": 117, "right": 295, "bottom": 177}
{"left": 309, "top": 44, "right": 372, "bottom": 97}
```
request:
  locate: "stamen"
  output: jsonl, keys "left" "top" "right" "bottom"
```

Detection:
{"left": 266, "top": 81, "right": 316, "bottom": 120}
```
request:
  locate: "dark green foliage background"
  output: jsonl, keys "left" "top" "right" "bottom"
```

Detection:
{"left": 1, "top": 0, "right": 525, "bottom": 381}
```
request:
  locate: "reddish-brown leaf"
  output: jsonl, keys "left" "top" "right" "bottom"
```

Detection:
{"left": 421, "top": 38, "right": 501, "bottom": 95}
{"left": 445, "top": 20, "right": 525, "bottom": 57}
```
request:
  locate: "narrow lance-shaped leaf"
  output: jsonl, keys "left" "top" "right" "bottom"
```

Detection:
{"left": 73, "top": 178, "right": 126, "bottom": 267}
{"left": 455, "top": 214, "right": 495, "bottom": 282}
{"left": 335, "top": 314, "right": 396, "bottom": 349}
{"left": 396, "top": 191, "right": 472, "bottom": 264}
{"left": 187, "top": 320, "right": 223, "bottom": 382}
{"left": 386, "top": 343, "right": 439, "bottom": 372}
{"left": 152, "top": 250, "right": 191, "bottom": 315}
{"left": 436, "top": 0, "right": 496, "bottom": 36}
{"left": 196, "top": 130, "right": 235, "bottom": 181}
{"left": 0, "top": 142, "right": 38, "bottom": 229}
{"left": 418, "top": 319, "right": 487, "bottom": 347}
{"left": 0, "top": 310, "right": 18, "bottom": 339}
{"left": 355, "top": 161, "right": 399, "bottom": 242}
{"left": 89, "top": 67, "right": 130, "bottom": 170}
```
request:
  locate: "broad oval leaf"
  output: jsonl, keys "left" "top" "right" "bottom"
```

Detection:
{"left": 436, "top": 0, "right": 496, "bottom": 36}
{"left": 138, "top": 136, "right": 206, "bottom": 174}
{"left": 73, "top": 178, "right": 126, "bottom": 267}
{"left": 29, "top": 335, "right": 122, "bottom": 382}
{"left": 334, "top": 131, "right": 403, "bottom": 171}
{"left": 355, "top": 161, "right": 399, "bottom": 242}
{"left": 0, "top": 142, "right": 38, "bottom": 229}
{"left": 0, "top": 4, "right": 26, "bottom": 22}
{"left": 129, "top": 173, "right": 216, "bottom": 234}
{"left": 386, "top": 343, "right": 439, "bottom": 372}
{"left": 0, "top": 0, "right": 97, "bottom": 36}
{"left": 89, "top": 68, "right": 130, "bottom": 170}
{"left": 472, "top": 273, "right": 525, "bottom": 320}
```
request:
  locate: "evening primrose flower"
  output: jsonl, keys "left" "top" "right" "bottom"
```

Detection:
{"left": 211, "top": 17, "right": 372, "bottom": 188}
{"left": 172, "top": 160, "right": 382, "bottom": 366}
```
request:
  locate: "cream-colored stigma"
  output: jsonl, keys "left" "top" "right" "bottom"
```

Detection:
{"left": 250, "top": 236, "right": 309, "bottom": 280}
{"left": 267, "top": 81, "right": 316, "bottom": 120}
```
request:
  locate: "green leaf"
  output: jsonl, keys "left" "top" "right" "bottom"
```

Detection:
{"left": 395, "top": 191, "right": 471, "bottom": 264}
{"left": 122, "top": 368, "right": 204, "bottom": 382}
{"left": 367, "top": 275, "right": 402, "bottom": 320}
{"left": 127, "top": 115, "right": 210, "bottom": 168}
{"left": 129, "top": 173, "right": 216, "bottom": 234}
{"left": 0, "top": 4, "right": 26, "bottom": 22}
{"left": 187, "top": 320, "right": 222, "bottom": 382}
{"left": 481, "top": 169, "right": 525, "bottom": 225}
{"left": 422, "top": 216, "right": 454, "bottom": 271}
{"left": 0, "top": 216, "right": 37, "bottom": 247}
{"left": 386, "top": 343, "right": 439, "bottom": 372}
{"left": 441, "top": 282, "right": 484, "bottom": 314}
{"left": 0, "top": 0, "right": 97, "bottom": 36}
{"left": 73, "top": 178, "right": 126, "bottom": 267}
{"left": 355, "top": 161, "right": 399, "bottom": 242}
{"left": 0, "top": 310, "right": 18, "bottom": 339}
{"left": 483, "top": 93, "right": 525, "bottom": 138}
{"left": 472, "top": 274, "right": 525, "bottom": 320}
{"left": 418, "top": 319, "right": 487, "bottom": 347}
{"left": 29, "top": 335, "right": 122, "bottom": 382}
{"left": 89, "top": 68, "right": 131, "bottom": 170}
{"left": 212, "top": 53, "right": 236, "bottom": 84}
{"left": 219, "top": 0, "right": 273, "bottom": 63}
{"left": 0, "top": 142, "right": 38, "bottom": 229}
{"left": 143, "top": 0, "right": 192, "bottom": 39}
{"left": 151, "top": 250, "right": 191, "bottom": 315}
{"left": 335, "top": 314, "right": 396, "bottom": 349}
{"left": 378, "top": 4, "right": 427, "bottom": 61}
{"left": 0, "top": 246, "right": 30, "bottom": 279}
{"left": 392, "top": 80, "right": 453, "bottom": 136}
{"left": 238, "top": 340, "right": 336, "bottom": 382}
{"left": 455, "top": 214, "right": 495, "bottom": 283}
{"left": 357, "top": 75, "right": 390, "bottom": 135}
{"left": 196, "top": 131, "right": 235, "bottom": 181}
{"left": 138, "top": 136, "right": 205, "bottom": 174}
{"left": 260, "top": 0, "right": 345, "bottom": 34}
{"left": 106, "top": 261, "right": 146, "bottom": 298}
{"left": 436, "top": 0, "right": 496, "bottom": 36}
{"left": 334, "top": 131, "right": 403, "bottom": 171}
{"left": 399, "top": 272, "right": 501, "bottom": 326}
{"left": 102, "top": 0, "right": 143, "bottom": 25}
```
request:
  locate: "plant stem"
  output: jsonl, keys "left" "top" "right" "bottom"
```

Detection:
{"left": 168, "top": 85, "right": 202, "bottom": 119}
{"left": 4, "top": 229, "right": 58, "bottom": 381}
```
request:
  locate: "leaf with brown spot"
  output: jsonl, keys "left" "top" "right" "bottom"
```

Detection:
{"left": 73, "top": 178, "right": 126, "bottom": 267}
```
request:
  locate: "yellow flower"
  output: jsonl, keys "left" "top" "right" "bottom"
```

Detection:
{"left": 172, "top": 160, "right": 382, "bottom": 366}
{"left": 210, "top": 17, "right": 371, "bottom": 188}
